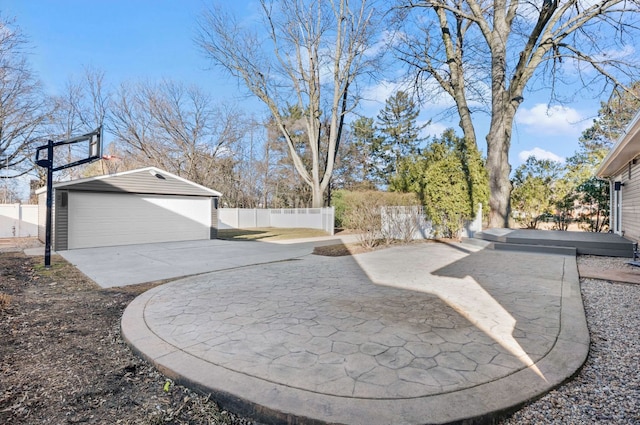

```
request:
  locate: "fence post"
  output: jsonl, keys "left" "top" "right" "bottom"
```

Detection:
{"left": 17, "top": 203, "right": 21, "bottom": 237}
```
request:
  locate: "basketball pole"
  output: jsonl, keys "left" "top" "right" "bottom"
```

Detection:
{"left": 36, "top": 126, "right": 102, "bottom": 268}
{"left": 43, "top": 139, "right": 54, "bottom": 267}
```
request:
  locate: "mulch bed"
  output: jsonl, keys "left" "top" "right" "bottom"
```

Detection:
{"left": 0, "top": 251, "right": 253, "bottom": 425}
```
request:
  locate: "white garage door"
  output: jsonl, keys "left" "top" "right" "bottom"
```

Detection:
{"left": 68, "top": 192, "right": 211, "bottom": 249}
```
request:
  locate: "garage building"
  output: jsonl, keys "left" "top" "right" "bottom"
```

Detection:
{"left": 37, "top": 167, "right": 222, "bottom": 250}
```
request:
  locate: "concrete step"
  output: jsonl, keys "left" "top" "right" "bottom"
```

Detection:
{"left": 474, "top": 229, "right": 634, "bottom": 258}
{"left": 473, "top": 230, "right": 508, "bottom": 243}
{"left": 491, "top": 242, "right": 576, "bottom": 256}
{"left": 460, "top": 237, "right": 492, "bottom": 248}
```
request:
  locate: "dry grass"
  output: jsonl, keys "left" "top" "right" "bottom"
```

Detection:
{"left": 313, "top": 239, "right": 434, "bottom": 257}
{"left": 312, "top": 243, "right": 366, "bottom": 256}
{"left": 217, "top": 227, "right": 329, "bottom": 241}
{"left": 0, "top": 293, "right": 11, "bottom": 310}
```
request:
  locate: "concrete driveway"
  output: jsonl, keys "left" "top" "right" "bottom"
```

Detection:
{"left": 122, "top": 241, "right": 589, "bottom": 424}
{"left": 57, "top": 238, "right": 326, "bottom": 288}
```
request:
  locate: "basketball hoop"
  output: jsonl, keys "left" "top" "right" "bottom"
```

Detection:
{"left": 36, "top": 127, "right": 103, "bottom": 267}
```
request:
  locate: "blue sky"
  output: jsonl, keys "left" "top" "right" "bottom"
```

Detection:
{"left": 2, "top": 0, "right": 608, "bottom": 170}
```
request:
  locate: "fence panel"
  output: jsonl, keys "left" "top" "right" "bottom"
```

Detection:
{"left": 238, "top": 209, "right": 258, "bottom": 228}
{"left": 256, "top": 210, "right": 270, "bottom": 227}
{"left": 381, "top": 203, "right": 483, "bottom": 240}
{"left": 218, "top": 209, "right": 238, "bottom": 229}
{"left": 219, "top": 207, "right": 334, "bottom": 235}
{"left": 381, "top": 206, "right": 434, "bottom": 241}
{"left": 0, "top": 204, "right": 39, "bottom": 237}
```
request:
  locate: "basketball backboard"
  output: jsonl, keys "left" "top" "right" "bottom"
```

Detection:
{"left": 36, "top": 127, "right": 103, "bottom": 171}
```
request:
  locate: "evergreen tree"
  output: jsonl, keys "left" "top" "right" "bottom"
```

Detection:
{"left": 373, "top": 91, "right": 427, "bottom": 186}
{"left": 346, "top": 116, "right": 381, "bottom": 187}
{"left": 390, "top": 129, "right": 488, "bottom": 237}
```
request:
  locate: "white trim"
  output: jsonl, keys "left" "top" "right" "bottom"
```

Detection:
{"left": 35, "top": 167, "right": 222, "bottom": 196}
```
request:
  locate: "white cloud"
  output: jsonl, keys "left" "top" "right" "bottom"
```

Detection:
{"left": 422, "top": 121, "right": 447, "bottom": 138}
{"left": 516, "top": 103, "right": 590, "bottom": 136}
{"left": 518, "top": 147, "right": 564, "bottom": 163}
{"left": 361, "top": 80, "right": 403, "bottom": 108}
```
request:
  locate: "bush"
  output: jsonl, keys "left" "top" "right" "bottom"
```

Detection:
{"left": 335, "top": 190, "right": 419, "bottom": 248}
{"left": 332, "top": 189, "right": 348, "bottom": 228}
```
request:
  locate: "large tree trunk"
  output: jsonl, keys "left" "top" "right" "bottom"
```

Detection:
{"left": 311, "top": 182, "right": 324, "bottom": 208}
{"left": 486, "top": 4, "right": 514, "bottom": 229}
{"left": 486, "top": 101, "right": 517, "bottom": 228}
{"left": 486, "top": 131, "right": 511, "bottom": 228}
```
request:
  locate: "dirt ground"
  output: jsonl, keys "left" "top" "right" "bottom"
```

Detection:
{"left": 0, "top": 240, "right": 254, "bottom": 425}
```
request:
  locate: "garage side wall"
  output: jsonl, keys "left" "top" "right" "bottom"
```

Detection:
{"left": 38, "top": 189, "right": 66, "bottom": 249}
{"left": 54, "top": 190, "right": 69, "bottom": 251}
{"left": 38, "top": 191, "right": 46, "bottom": 243}
{"left": 210, "top": 197, "right": 219, "bottom": 239}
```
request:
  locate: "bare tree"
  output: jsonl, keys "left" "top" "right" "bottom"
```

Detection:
{"left": 396, "top": 0, "right": 640, "bottom": 227}
{"left": 0, "top": 15, "right": 52, "bottom": 179}
{"left": 108, "top": 79, "right": 248, "bottom": 189}
{"left": 50, "top": 67, "right": 110, "bottom": 179}
{"left": 196, "top": 0, "right": 379, "bottom": 207}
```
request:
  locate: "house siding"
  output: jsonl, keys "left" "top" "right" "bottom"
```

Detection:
{"left": 616, "top": 158, "right": 640, "bottom": 242}
{"left": 38, "top": 190, "right": 62, "bottom": 249}
{"left": 54, "top": 190, "right": 69, "bottom": 251}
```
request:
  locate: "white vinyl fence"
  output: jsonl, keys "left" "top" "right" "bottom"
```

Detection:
{"left": 381, "top": 203, "right": 483, "bottom": 240}
{"left": 381, "top": 206, "right": 434, "bottom": 240}
{"left": 0, "top": 204, "right": 39, "bottom": 237}
{"left": 219, "top": 207, "right": 335, "bottom": 235}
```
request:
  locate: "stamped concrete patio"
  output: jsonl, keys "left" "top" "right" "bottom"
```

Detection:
{"left": 121, "top": 240, "right": 589, "bottom": 424}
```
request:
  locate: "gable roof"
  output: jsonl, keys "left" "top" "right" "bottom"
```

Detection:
{"left": 596, "top": 109, "right": 640, "bottom": 178}
{"left": 36, "top": 167, "right": 222, "bottom": 197}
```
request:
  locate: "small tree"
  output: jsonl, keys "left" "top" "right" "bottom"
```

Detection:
{"left": 373, "top": 90, "right": 427, "bottom": 185}
{"left": 576, "top": 177, "right": 609, "bottom": 232}
{"left": 391, "top": 129, "right": 488, "bottom": 238}
{"left": 510, "top": 157, "right": 563, "bottom": 229}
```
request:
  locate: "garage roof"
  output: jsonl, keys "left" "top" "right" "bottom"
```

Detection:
{"left": 37, "top": 167, "right": 222, "bottom": 197}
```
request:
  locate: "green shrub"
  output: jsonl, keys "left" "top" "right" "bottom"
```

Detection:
{"left": 332, "top": 189, "right": 348, "bottom": 228}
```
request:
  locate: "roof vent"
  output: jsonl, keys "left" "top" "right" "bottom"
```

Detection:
{"left": 149, "top": 170, "right": 166, "bottom": 180}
